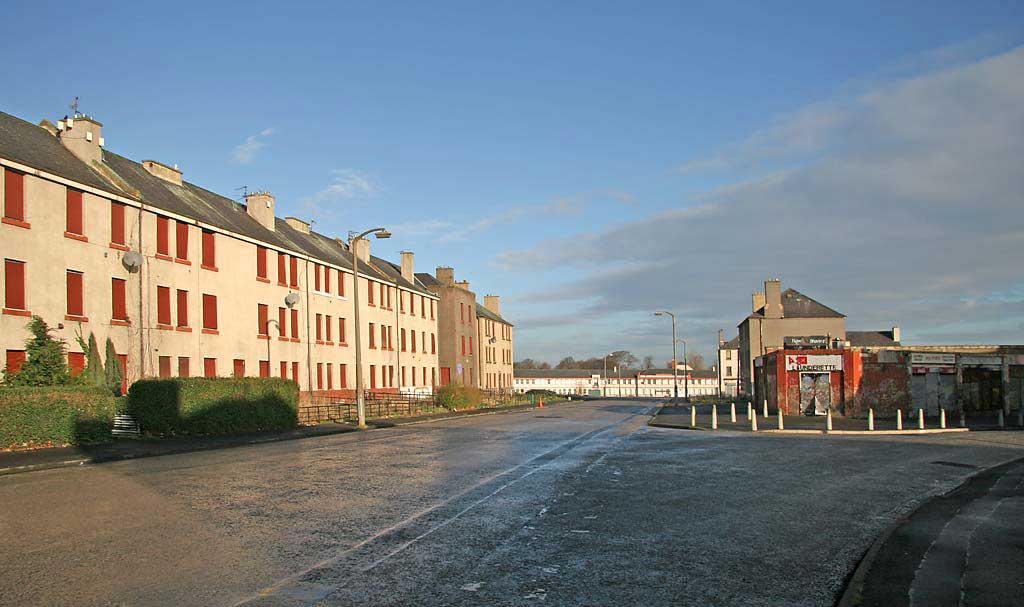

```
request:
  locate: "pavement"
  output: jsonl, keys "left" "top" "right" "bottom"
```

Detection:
{"left": 653, "top": 402, "right": 1019, "bottom": 433}
{"left": 0, "top": 400, "right": 553, "bottom": 476}
{"left": 3, "top": 399, "right": 1024, "bottom": 606}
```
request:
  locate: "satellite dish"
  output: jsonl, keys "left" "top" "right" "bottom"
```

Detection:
{"left": 121, "top": 250, "right": 143, "bottom": 272}
{"left": 284, "top": 293, "right": 301, "bottom": 308}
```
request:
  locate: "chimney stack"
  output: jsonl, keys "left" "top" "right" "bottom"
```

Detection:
{"left": 892, "top": 326, "right": 901, "bottom": 344}
{"left": 436, "top": 267, "right": 455, "bottom": 286}
{"left": 58, "top": 115, "right": 104, "bottom": 166}
{"left": 400, "top": 251, "right": 414, "bottom": 283}
{"left": 764, "top": 279, "right": 783, "bottom": 319}
{"left": 719, "top": 329, "right": 724, "bottom": 346}
{"left": 353, "top": 238, "right": 370, "bottom": 263}
{"left": 245, "top": 191, "right": 276, "bottom": 231}
{"left": 484, "top": 295, "right": 501, "bottom": 315}
{"left": 142, "top": 159, "right": 182, "bottom": 186}
{"left": 285, "top": 217, "right": 310, "bottom": 234}
{"left": 456, "top": 280, "right": 471, "bottom": 292}
{"left": 752, "top": 292, "right": 766, "bottom": 314}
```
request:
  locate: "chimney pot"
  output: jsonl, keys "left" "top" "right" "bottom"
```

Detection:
{"left": 892, "top": 326, "right": 901, "bottom": 344}
{"left": 60, "top": 115, "right": 104, "bottom": 166}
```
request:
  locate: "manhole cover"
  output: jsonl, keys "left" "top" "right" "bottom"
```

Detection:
{"left": 931, "top": 461, "right": 977, "bottom": 469}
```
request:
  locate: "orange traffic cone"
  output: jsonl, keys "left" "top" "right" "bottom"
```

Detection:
{"left": 539, "top": 397, "right": 544, "bottom": 408}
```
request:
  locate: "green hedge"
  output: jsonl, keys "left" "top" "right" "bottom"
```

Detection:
{"left": 0, "top": 386, "right": 116, "bottom": 449}
{"left": 126, "top": 377, "right": 299, "bottom": 436}
{"left": 435, "top": 384, "right": 484, "bottom": 410}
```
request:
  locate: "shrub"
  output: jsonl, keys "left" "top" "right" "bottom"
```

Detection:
{"left": 435, "top": 384, "right": 484, "bottom": 410}
{"left": 127, "top": 377, "right": 299, "bottom": 436}
{"left": 104, "top": 338, "right": 124, "bottom": 396}
{"left": 0, "top": 386, "right": 116, "bottom": 449}
{"left": 85, "top": 332, "right": 104, "bottom": 387}
{"left": 2, "top": 316, "right": 72, "bottom": 387}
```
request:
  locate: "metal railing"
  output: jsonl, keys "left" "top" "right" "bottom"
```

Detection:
{"left": 298, "top": 388, "right": 534, "bottom": 425}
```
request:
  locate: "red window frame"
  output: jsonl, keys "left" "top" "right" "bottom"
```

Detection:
{"left": 3, "top": 169, "right": 27, "bottom": 226}
{"left": 157, "top": 286, "right": 172, "bottom": 326}
{"left": 66, "top": 270, "right": 85, "bottom": 319}
{"left": 339, "top": 317, "right": 346, "bottom": 344}
{"left": 176, "top": 289, "right": 189, "bottom": 328}
{"left": 316, "top": 362, "right": 323, "bottom": 389}
{"left": 314, "top": 264, "right": 322, "bottom": 292}
{"left": 367, "top": 280, "right": 375, "bottom": 305}
{"left": 204, "top": 358, "right": 216, "bottom": 378}
{"left": 338, "top": 270, "right": 345, "bottom": 297}
{"left": 256, "top": 246, "right": 269, "bottom": 281}
{"left": 156, "top": 216, "right": 170, "bottom": 257}
{"left": 278, "top": 307, "right": 287, "bottom": 338}
{"left": 233, "top": 359, "right": 245, "bottom": 378}
{"left": 280, "top": 360, "right": 288, "bottom": 379}
{"left": 340, "top": 363, "right": 347, "bottom": 388}
{"left": 201, "top": 229, "right": 216, "bottom": 270}
{"left": 324, "top": 267, "right": 331, "bottom": 293}
{"left": 202, "top": 293, "right": 218, "bottom": 332}
{"left": 431, "top": 333, "right": 436, "bottom": 354}
{"left": 3, "top": 257, "right": 27, "bottom": 313}
{"left": 175, "top": 221, "right": 189, "bottom": 263}
{"left": 5, "top": 350, "right": 27, "bottom": 376}
{"left": 290, "top": 308, "right": 299, "bottom": 341}
{"left": 369, "top": 323, "right": 376, "bottom": 349}
{"left": 289, "top": 256, "right": 298, "bottom": 288}
{"left": 158, "top": 356, "right": 172, "bottom": 378}
{"left": 67, "top": 352, "right": 86, "bottom": 377}
{"left": 401, "top": 328, "right": 406, "bottom": 352}
{"left": 178, "top": 357, "right": 190, "bottom": 377}
{"left": 65, "top": 188, "right": 85, "bottom": 240}
{"left": 259, "top": 360, "right": 270, "bottom": 378}
{"left": 325, "top": 315, "right": 332, "bottom": 343}
{"left": 110, "top": 202, "right": 127, "bottom": 249}
{"left": 326, "top": 363, "right": 333, "bottom": 390}
{"left": 315, "top": 313, "right": 323, "bottom": 342}
{"left": 258, "top": 304, "right": 269, "bottom": 337}
{"left": 278, "top": 253, "right": 287, "bottom": 286}
{"left": 292, "top": 362, "right": 299, "bottom": 384}
{"left": 111, "top": 278, "right": 129, "bottom": 323}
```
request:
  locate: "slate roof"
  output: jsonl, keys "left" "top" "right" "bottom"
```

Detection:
{"left": 415, "top": 272, "right": 441, "bottom": 288}
{"left": 476, "top": 303, "right": 512, "bottom": 326}
{"left": 0, "top": 110, "right": 431, "bottom": 288}
{"left": 720, "top": 335, "right": 740, "bottom": 350}
{"left": 748, "top": 288, "right": 845, "bottom": 320}
{"left": 847, "top": 330, "right": 900, "bottom": 347}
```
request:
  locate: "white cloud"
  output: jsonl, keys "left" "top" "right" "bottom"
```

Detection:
{"left": 505, "top": 46, "right": 1024, "bottom": 361}
{"left": 230, "top": 128, "right": 274, "bottom": 164}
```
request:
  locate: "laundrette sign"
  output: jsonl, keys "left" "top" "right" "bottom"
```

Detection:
{"left": 786, "top": 354, "right": 843, "bottom": 372}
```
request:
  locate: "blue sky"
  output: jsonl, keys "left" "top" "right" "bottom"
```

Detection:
{"left": 3, "top": 1, "right": 1023, "bottom": 365}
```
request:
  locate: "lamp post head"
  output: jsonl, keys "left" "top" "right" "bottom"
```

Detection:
{"left": 375, "top": 229, "right": 392, "bottom": 239}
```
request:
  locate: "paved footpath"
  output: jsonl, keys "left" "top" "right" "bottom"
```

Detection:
{"left": 3, "top": 400, "right": 1024, "bottom": 606}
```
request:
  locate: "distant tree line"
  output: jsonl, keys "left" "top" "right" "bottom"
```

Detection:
{"left": 515, "top": 350, "right": 707, "bottom": 371}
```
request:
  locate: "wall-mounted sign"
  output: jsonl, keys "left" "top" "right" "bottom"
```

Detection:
{"left": 909, "top": 353, "right": 955, "bottom": 366}
{"left": 784, "top": 335, "right": 830, "bottom": 349}
{"left": 786, "top": 354, "right": 843, "bottom": 372}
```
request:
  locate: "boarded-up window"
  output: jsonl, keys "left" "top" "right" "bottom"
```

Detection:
{"left": 178, "top": 357, "right": 190, "bottom": 377}
{"left": 314, "top": 265, "right": 321, "bottom": 291}
{"left": 66, "top": 270, "right": 84, "bottom": 317}
{"left": 339, "top": 317, "right": 346, "bottom": 344}
{"left": 324, "top": 267, "right": 331, "bottom": 293}
{"left": 317, "top": 363, "right": 323, "bottom": 389}
{"left": 68, "top": 352, "right": 86, "bottom": 377}
{"left": 204, "top": 358, "right": 216, "bottom": 378}
{"left": 5, "top": 350, "right": 27, "bottom": 376}
{"left": 315, "top": 313, "right": 322, "bottom": 341}
{"left": 291, "top": 362, "right": 299, "bottom": 385}
{"left": 259, "top": 360, "right": 270, "bottom": 378}
{"left": 66, "top": 188, "right": 84, "bottom": 236}
{"left": 110, "top": 202, "right": 126, "bottom": 246}
{"left": 325, "top": 315, "right": 332, "bottom": 342}
{"left": 159, "top": 356, "right": 171, "bottom": 378}
{"left": 278, "top": 253, "right": 287, "bottom": 285}
{"left": 290, "top": 309, "right": 299, "bottom": 340}
{"left": 257, "top": 246, "right": 268, "bottom": 280}
{"left": 367, "top": 281, "right": 374, "bottom": 305}
{"left": 3, "top": 170, "right": 25, "bottom": 221}
{"left": 233, "top": 359, "right": 245, "bottom": 377}
{"left": 340, "top": 364, "right": 347, "bottom": 388}
{"left": 157, "top": 286, "right": 171, "bottom": 325}
{"left": 327, "top": 363, "right": 333, "bottom": 390}
{"left": 258, "top": 304, "right": 269, "bottom": 336}
{"left": 289, "top": 256, "right": 298, "bottom": 287}
{"left": 201, "top": 230, "right": 216, "bottom": 269}
{"left": 369, "top": 323, "right": 376, "bottom": 349}
{"left": 176, "top": 290, "right": 188, "bottom": 327}
{"left": 279, "top": 307, "right": 287, "bottom": 337}
{"left": 175, "top": 221, "right": 189, "bottom": 261}
{"left": 202, "top": 294, "right": 217, "bottom": 330}
{"left": 280, "top": 361, "right": 288, "bottom": 379}
{"left": 338, "top": 270, "right": 345, "bottom": 297}
{"left": 156, "top": 216, "right": 170, "bottom": 256}
{"left": 4, "top": 259, "right": 26, "bottom": 311}
{"left": 111, "top": 278, "right": 128, "bottom": 321}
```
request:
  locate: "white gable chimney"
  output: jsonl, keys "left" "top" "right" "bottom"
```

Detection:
{"left": 59, "top": 115, "right": 104, "bottom": 166}
{"left": 484, "top": 295, "right": 500, "bottom": 315}
{"left": 352, "top": 238, "right": 370, "bottom": 263}
{"left": 245, "top": 191, "right": 275, "bottom": 231}
{"left": 400, "top": 251, "right": 414, "bottom": 283}
{"left": 285, "top": 217, "right": 310, "bottom": 234}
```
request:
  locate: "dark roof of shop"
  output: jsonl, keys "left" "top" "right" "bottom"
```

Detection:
{"left": 848, "top": 330, "right": 900, "bottom": 347}
{"left": 0, "top": 110, "right": 426, "bottom": 286}
{"left": 476, "top": 303, "right": 512, "bottom": 326}
{"left": 720, "top": 335, "right": 740, "bottom": 349}
{"left": 748, "top": 288, "right": 845, "bottom": 320}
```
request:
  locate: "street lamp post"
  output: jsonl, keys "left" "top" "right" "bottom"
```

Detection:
{"left": 602, "top": 353, "right": 613, "bottom": 398}
{"left": 351, "top": 227, "right": 392, "bottom": 429}
{"left": 679, "top": 338, "right": 689, "bottom": 400}
{"left": 654, "top": 310, "right": 679, "bottom": 401}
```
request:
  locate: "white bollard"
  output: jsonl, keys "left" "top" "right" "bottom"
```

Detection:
{"left": 731, "top": 402, "right": 736, "bottom": 423}
{"left": 868, "top": 408, "right": 874, "bottom": 431}
{"left": 751, "top": 410, "right": 758, "bottom": 432}
{"left": 763, "top": 400, "right": 768, "bottom": 418}
{"left": 691, "top": 405, "right": 697, "bottom": 427}
{"left": 826, "top": 409, "right": 833, "bottom": 432}
{"left": 747, "top": 403, "right": 752, "bottom": 421}
{"left": 777, "top": 408, "right": 784, "bottom": 430}
{"left": 712, "top": 405, "right": 719, "bottom": 430}
{"left": 960, "top": 411, "right": 966, "bottom": 428}
{"left": 940, "top": 409, "right": 947, "bottom": 429}
{"left": 918, "top": 409, "right": 925, "bottom": 430}
{"left": 998, "top": 409, "right": 1005, "bottom": 428}
{"left": 897, "top": 409, "right": 903, "bottom": 431}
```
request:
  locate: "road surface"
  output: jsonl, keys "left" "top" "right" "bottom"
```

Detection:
{"left": 2, "top": 400, "right": 1023, "bottom": 606}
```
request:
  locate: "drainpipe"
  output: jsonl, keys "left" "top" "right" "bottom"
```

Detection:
{"left": 304, "top": 258, "right": 313, "bottom": 394}
{"left": 394, "top": 286, "right": 401, "bottom": 393}
{"left": 138, "top": 202, "right": 145, "bottom": 380}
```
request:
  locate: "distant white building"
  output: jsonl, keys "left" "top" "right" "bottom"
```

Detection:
{"left": 718, "top": 330, "right": 740, "bottom": 397}
{"left": 513, "top": 368, "right": 720, "bottom": 397}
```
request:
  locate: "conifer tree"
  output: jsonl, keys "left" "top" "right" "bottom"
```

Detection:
{"left": 3, "top": 316, "right": 71, "bottom": 386}
{"left": 104, "top": 338, "right": 124, "bottom": 396}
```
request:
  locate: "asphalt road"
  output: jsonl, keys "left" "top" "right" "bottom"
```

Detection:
{"left": 3, "top": 400, "right": 1024, "bottom": 607}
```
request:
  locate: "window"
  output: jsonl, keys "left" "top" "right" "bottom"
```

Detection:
{"left": 66, "top": 270, "right": 84, "bottom": 319}
{"left": 110, "top": 202, "right": 126, "bottom": 248}
{"left": 339, "top": 317, "right": 347, "bottom": 344}
{"left": 726, "top": 350, "right": 733, "bottom": 360}
{"left": 289, "top": 256, "right": 298, "bottom": 288}
{"left": 157, "top": 286, "right": 171, "bottom": 326}
{"left": 68, "top": 352, "right": 86, "bottom": 377}
{"left": 258, "top": 304, "right": 269, "bottom": 337}
{"left": 290, "top": 309, "right": 299, "bottom": 341}
{"left": 430, "top": 300, "right": 435, "bottom": 320}
{"left": 156, "top": 216, "right": 170, "bottom": 257}
{"left": 327, "top": 363, "right": 333, "bottom": 389}
{"left": 175, "top": 221, "right": 189, "bottom": 262}
{"left": 370, "top": 365, "right": 376, "bottom": 389}
{"left": 111, "top": 278, "right": 128, "bottom": 323}
{"left": 382, "top": 325, "right": 388, "bottom": 350}
{"left": 727, "top": 366, "right": 733, "bottom": 376}
{"left": 178, "top": 357, "right": 190, "bottom": 377}
{"left": 176, "top": 289, "right": 189, "bottom": 328}
{"left": 278, "top": 253, "right": 287, "bottom": 285}
{"left": 469, "top": 336, "right": 474, "bottom": 355}
{"left": 314, "top": 264, "right": 322, "bottom": 291}
{"left": 202, "top": 293, "right": 218, "bottom": 332}
{"left": 3, "top": 257, "right": 26, "bottom": 313}
{"left": 315, "top": 313, "right": 323, "bottom": 342}
{"left": 5, "top": 350, "right": 27, "bottom": 376}
{"left": 421, "top": 296, "right": 425, "bottom": 317}
{"left": 317, "top": 363, "right": 323, "bottom": 389}
{"left": 65, "top": 188, "right": 84, "bottom": 240}
{"left": 369, "top": 323, "right": 376, "bottom": 349}
{"left": 325, "top": 315, "right": 332, "bottom": 343}
{"left": 401, "top": 366, "right": 406, "bottom": 386}
{"left": 411, "top": 331, "right": 416, "bottom": 352}
{"left": 201, "top": 229, "right": 216, "bottom": 270}
{"left": 461, "top": 336, "right": 466, "bottom": 355}
{"left": 256, "top": 246, "right": 269, "bottom": 281}
{"left": 431, "top": 333, "right": 436, "bottom": 354}
{"left": 340, "top": 363, "right": 347, "bottom": 388}
{"left": 233, "top": 359, "right": 245, "bottom": 378}
{"left": 259, "top": 360, "right": 270, "bottom": 378}
{"left": 3, "top": 169, "right": 27, "bottom": 226}
{"left": 380, "top": 283, "right": 386, "bottom": 308}
{"left": 204, "top": 358, "right": 216, "bottom": 378}
{"left": 278, "top": 307, "right": 287, "bottom": 338}
{"left": 460, "top": 303, "right": 464, "bottom": 323}
{"left": 280, "top": 361, "right": 288, "bottom": 379}
{"left": 400, "top": 291, "right": 405, "bottom": 313}
{"left": 400, "top": 329, "right": 407, "bottom": 352}
{"left": 324, "top": 267, "right": 331, "bottom": 293}
{"left": 338, "top": 270, "right": 345, "bottom": 297}
{"left": 292, "top": 362, "right": 299, "bottom": 384}
{"left": 367, "top": 280, "right": 375, "bottom": 305}
{"left": 159, "top": 356, "right": 171, "bottom": 378}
